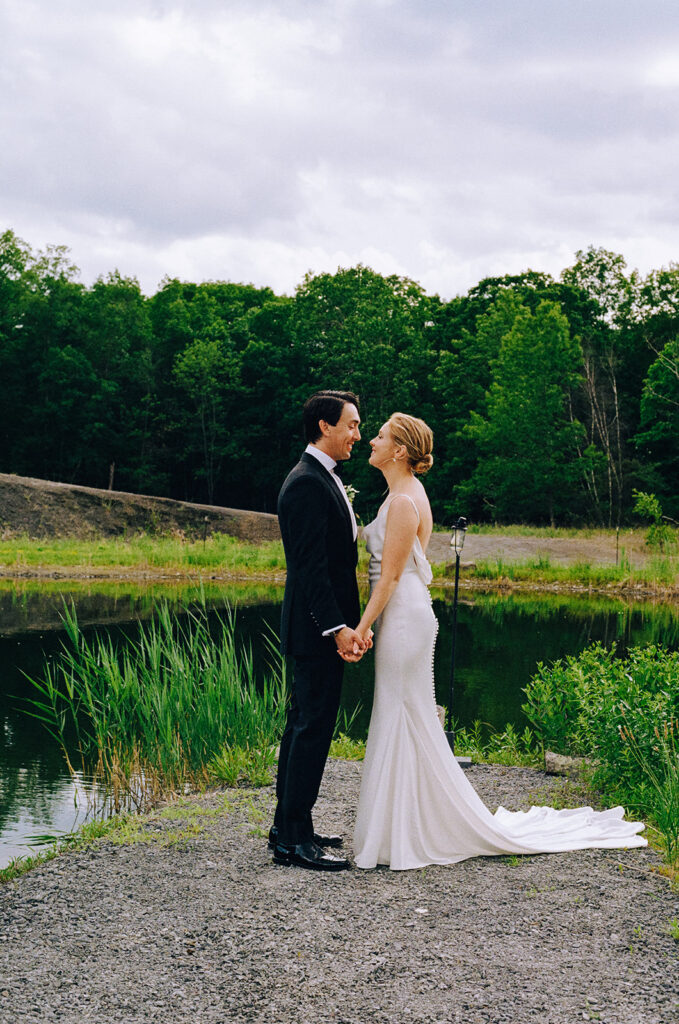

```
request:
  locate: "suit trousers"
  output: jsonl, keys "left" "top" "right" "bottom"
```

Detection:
{"left": 273, "top": 648, "right": 344, "bottom": 846}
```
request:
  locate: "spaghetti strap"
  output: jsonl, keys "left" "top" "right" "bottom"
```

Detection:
{"left": 386, "top": 492, "right": 420, "bottom": 523}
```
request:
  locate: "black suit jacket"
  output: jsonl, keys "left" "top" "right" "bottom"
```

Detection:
{"left": 278, "top": 453, "right": 361, "bottom": 657}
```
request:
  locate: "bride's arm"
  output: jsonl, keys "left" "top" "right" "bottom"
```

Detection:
{"left": 355, "top": 497, "right": 419, "bottom": 637}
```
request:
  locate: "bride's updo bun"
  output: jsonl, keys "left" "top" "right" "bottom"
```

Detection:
{"left": 389, "top": 413, "right": 434, "bottom": 475}
{"left": 413, "top": 453, "right": 434, "bottom": 475}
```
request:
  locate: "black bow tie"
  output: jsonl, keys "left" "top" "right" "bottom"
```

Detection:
{"left": 333, "top": 462, "right": 343, "bottom": 478}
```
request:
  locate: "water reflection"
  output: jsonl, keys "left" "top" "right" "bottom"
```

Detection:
{"left": 342, "top": 587, "right": 679, "bottom": 739}
{"left": 0, "top": 580, "right": 283, "bottom": 867}
{"left": 0, "top": 765, "right": 100, "bottom": 864}
{"left": 1, "top": 580, "right": 679, "bottom": 867}
{"left": 0, "top": 578, "right": 280, "bottom": 635}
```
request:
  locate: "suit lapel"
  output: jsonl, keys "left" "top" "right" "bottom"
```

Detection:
{"left": 301, "top": 453, "right": 354, "bottom": 538}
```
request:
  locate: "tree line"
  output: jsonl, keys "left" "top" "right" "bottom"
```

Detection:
{"left": 1, "top": 229, "right": 677, "bottom": 527}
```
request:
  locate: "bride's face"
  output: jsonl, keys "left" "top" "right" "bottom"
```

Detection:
{"left": 369, "top": 421, "right": 398, "bottom": 469}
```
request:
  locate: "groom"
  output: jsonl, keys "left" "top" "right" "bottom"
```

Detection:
{"left": 270, "top": 390, "right": 368, "bottom": 871}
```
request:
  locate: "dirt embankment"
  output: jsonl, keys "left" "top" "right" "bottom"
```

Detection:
{"left": 0, "top": 473, "right": 280, "bottom": 544}
{"left": 2, "top": 473, "right": 672, "bottom": 597}
{"left": 0, "top": 472, "right": 652, "bottom": 567}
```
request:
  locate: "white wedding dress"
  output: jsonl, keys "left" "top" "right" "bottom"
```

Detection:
{"left": 353, "top": 494, "right": 647, "bottom": 870}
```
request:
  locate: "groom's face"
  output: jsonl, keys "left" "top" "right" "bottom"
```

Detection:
{"left": 322, "top": 402, "right": 361, "bottom": 462}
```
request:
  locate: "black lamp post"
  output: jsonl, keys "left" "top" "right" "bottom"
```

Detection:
{"left": 445, "top": 516, "right": 467, "bottom": 755}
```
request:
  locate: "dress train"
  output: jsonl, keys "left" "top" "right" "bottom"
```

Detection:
{"left": 353, "top": 496, "right": 646, "bottom": 870}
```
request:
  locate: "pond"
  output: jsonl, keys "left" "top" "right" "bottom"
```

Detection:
{"left": 2, "top": 578, "right": 679, "bottom": 868}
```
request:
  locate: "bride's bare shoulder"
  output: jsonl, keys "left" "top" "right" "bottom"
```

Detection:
{"left": 388, "top": 486, "right": 432, "bottom": 525}
{"left": 412, "top": 480, "right": 433, "bottom": 517}
{"left": 386, "top": 492, "right": 420, "bottom": 517}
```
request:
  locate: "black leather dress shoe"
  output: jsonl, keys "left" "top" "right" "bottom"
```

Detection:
{"left": 272, "top": 840, "right": 350, "bottom": 871}
{"left": 267, "top": 827, "right": 343, "bottom": 851}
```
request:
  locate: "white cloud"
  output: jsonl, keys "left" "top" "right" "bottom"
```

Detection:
{"left": 645, "top": 51, "right": 679, "bottom": 88}
{"left": 1, "top": 0, "right": 679, "bottom": 297}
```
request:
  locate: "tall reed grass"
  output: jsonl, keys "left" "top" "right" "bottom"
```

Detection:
{"left": 26, "top": 597, "right": 287, "bottom": 811}
{"left": 619, "top": 719, "right": 679, "bottom": 866}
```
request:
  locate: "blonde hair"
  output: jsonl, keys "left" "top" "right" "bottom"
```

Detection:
{"left": 388, "top": 413, "right": 434, "bottom": 475}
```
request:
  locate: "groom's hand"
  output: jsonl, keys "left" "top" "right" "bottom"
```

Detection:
{"left": 334, "top": 627, "right": 367, "bottom": 662}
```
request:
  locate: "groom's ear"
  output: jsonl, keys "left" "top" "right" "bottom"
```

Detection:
{"left": 318, "top": 419, "right": 331, "bottom": 437}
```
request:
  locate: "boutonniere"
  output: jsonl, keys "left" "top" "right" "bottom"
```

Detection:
{"left": 344, "top": 483, "right": 359, "bottom": 505}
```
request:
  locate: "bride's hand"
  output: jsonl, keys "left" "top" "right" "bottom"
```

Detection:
{"left": 358, "top": 627, "right": 374, "bottom": 650}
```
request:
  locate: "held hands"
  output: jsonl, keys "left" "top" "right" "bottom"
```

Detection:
{"left": 335, "top": 626, "right": 374, "bottom": 663}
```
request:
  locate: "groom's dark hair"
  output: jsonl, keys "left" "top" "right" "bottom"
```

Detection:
{"left": 303, "top": 390, "right": 360, "bottom": 443}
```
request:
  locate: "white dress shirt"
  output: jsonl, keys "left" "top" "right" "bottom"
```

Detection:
{"left": 304, "top": 443, "right": 358, "bottom": 636}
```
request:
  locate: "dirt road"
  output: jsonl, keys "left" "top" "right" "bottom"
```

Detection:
{"left": 426, "top": 530, "right": 651, "bottom": 568}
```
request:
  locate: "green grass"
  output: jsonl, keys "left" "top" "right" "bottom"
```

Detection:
{"left": 451, "top": 721, "right": 544, "bottom": 767}
{"left": 0, "top": 846, "right": 61, "bottom": 883}
{"left": 457, "top": 523, "right": 677, "bottom": 544}
{"left": 5, "top": 529, "right": 678, "bottom": 592}
{"left": 208, "top": 744, "right": 277, "bottom": 787}
{"left": 329, "top": 733, "right": 367, "bottom": 760}
{"left": 0, "top": 793, "right": 247, "bottom": 884}
{"left": 439, "top": 553, "right": 679, "bottom": 590}
{"left": 462, "top": 524, "right": 609, "bottom": 538}
{"left": 25, "top": 595, "right": 288, "bottom": 810}
{"left": 527, "top": 776, "right": 601, "bottom": 813}
{"left": 327, "top": 719, "right": 543, "bottom": 768}
{"left": 0, "top": 814, "right": 147, "bottom": 884}
{"left": 1, "top": 532, "right": 374, "bottom": 578}
{"left": 0, "top": 532, "right": 287, "bottom": 573}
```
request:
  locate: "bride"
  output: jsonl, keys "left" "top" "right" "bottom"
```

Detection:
{"left": 351, "top": 412, "right": 646, "bottom": 870}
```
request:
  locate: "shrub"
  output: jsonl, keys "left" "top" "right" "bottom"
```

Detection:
{"left": 523, "top": 641, "right": 679, "bottom": 862}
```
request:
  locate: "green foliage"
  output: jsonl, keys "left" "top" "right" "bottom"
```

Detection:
{"left": 465, "top": 298, "right": 585, "bottom": 525}
{"left": 325, "top": 718, "right": 543, "bottom": 766}
{"left": 207, "top": 745, "right": 276, "bottom": 787}
{"left": 635, "top": 338, "right": 679, "bottom": 521}
{"left": 329, "top": 733, "right": 367, "bottom": 760}
{"left": 523, "top": 642, "right": 679, "bottom": 862}
{"left": 561, "top": 245, "right": 638, "bottom": 329}
{"left": 619, "top": 720, "right": 679, "bottom": 865}
{"left": 448, "top": 720, "right": 543, "bottom": 767}
{"left": 0, "top": 847, "right": 60, "bottom": 884}
{"left": 2, "top": 228, "right": 678, "bottom": 527}
{"left": 287, "top": 265, "right": 438, "bottom": 518}
{"left": 431, "top": 290, "right": 524, "bottom": 522}
{"left": 632, "top": 490, "right": 676, "bottom": 551}
{"left": 173, "top": 335, "right": 239, "bottom": 503}
{"left": 632, "top": 489, "right": 664, "bottom": 525}
{"left": 24, "top": 597, "right": 287, "bottom": 809}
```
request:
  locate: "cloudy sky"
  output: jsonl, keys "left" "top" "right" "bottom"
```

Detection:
{"left": 2, "top": 0, "right": 679, "bottom": 298}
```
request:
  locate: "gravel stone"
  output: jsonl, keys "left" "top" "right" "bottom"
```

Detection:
{"left": 0, "top": 760, "right": 677, "bottom": 1024}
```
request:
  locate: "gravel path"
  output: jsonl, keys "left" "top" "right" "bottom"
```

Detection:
{"left": 1, "top": 760, "right": 677, "bottom": 1024}
{"left": 425, "top": 532, "right": 650, "bottom": 569}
